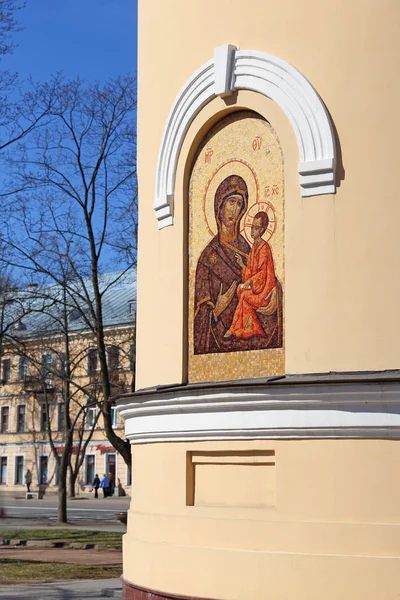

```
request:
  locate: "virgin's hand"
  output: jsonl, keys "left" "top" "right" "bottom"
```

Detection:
{"left": 214, "top": 282, "right": 237, "bottom": 319}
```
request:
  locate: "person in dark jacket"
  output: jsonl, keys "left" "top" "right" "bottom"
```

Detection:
{"left": 92, "top": 474, "right": 100, "bottom": 499}
{"left": 25, "top": 469, "right": 32, "bottom": 493}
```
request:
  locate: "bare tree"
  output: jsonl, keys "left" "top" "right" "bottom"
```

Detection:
{"left": 0, "top": 2, "right": 57, "bottom": 175}
{"left": 0, "top": 0, "right": 25, "bottom": 57}
{"left": 1, "top": 282, "right": 104, "bottom": 522}
{"left": 0, "top": 75, "right": 137, "bottom": 468}
{"left": 0, "top": 272, "right": 14, "bottom": 349}
{"left": 0, "top": 271, "right": 28, "bottom": 380}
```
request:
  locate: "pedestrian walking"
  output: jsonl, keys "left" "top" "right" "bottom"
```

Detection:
{"left": 92, "top": 474, "right": 100, "bottom": 498}
{"left": 99, "top": 473, "right": 109, "bottom": 498}
{"left": 25, "top": 469, "right": 32, "bottom": 493}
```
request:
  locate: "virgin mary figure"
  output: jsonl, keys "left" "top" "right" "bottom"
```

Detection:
{"left": 193, "top": 174, "right": 282, "bottom": 355}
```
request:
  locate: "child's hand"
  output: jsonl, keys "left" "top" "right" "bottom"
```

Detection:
{"left": 235, "top": 253, "right": 244, "bottom": 269}
{"left": 242, "top": 280, "right": 251, "bottom": 290}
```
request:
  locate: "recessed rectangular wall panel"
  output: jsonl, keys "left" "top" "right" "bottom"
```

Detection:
{"left": 187, "top": 450, "right": 276, "bottom": 508}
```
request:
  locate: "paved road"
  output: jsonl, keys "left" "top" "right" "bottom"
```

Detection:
{"left": 0, "top": 578, "right": 122, "bottom": 599}
{"left": 0, "top": 495, "right": 130, "bottom": 526}
{"left": 2, "top": 503, "right": 126, "bottom": 523}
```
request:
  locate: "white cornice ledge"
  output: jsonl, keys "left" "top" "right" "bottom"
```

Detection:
{"left": 154, "top": 44, "right": 336, "bottom": 228}
{"left": 117, "top": 381, "right": 400, "bottom": 444}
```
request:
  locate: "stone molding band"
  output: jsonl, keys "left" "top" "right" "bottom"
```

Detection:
{"left": 122, "top": 579, "right": 215, "bottom": 600}
{"left": 154, "top": 44, "right": 336, "bottom": 228}
{"left": 117, "top": 378, "right": 400, "bottom": 445}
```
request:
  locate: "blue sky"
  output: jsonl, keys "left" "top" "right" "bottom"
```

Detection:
{"left": 0, "top": 1, "right": 138, "bottom": 277}
{"left": 2, "top": 0, "right": 137, "bottom": 81}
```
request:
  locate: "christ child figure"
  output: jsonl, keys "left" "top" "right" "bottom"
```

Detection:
{"left": 225, "top": 211, "right": 276, "bottom": 339}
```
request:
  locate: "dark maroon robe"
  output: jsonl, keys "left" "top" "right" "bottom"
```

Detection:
{"left": 194, "top": 234, "right": 250, "bottom": 354}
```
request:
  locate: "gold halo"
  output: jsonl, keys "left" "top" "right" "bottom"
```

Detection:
{"left": 203, "top": 159, "right": 259, "bottom": 237}
{"left": 243, "top": 201, "right": 277, "bottom": 245}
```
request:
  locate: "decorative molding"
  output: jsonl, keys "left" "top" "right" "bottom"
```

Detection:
{"left": 154, "top": 44, "right": 336, "bottom": 228}
{"left": 117, "top": 381, "right": 400, "bottom": 444}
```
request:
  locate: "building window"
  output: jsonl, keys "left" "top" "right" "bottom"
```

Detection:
{"left": 85, "top": 407, "right": 97, "bottom": 429}
{"left": 14, "top": 456, "right": 24, "bottom": 485}
{"left": 107, "top": 345, "right": 120, "bottom": 373}
{"left": 16, "top": 405, "right": 26, "bottom": 433}
{"left": 57, "top": 403, "right": 65, "bottom": 432}
{"left": 69, "top": 308, "right": 82, "bottom": 323}
{"left": 2, "top": 358, "right": 11, "bottom": 383}
{"left": 58, "top": 352, "right": 66, "bottom": 376}
{"left": 1, "top": 406, "right": 9, "bottom": 433}
{"left": 18, "top": 357, "right": 29, "bottom": 382}
{"left": 39, "top": 456, "right": 48, "bottom": 485}
{"left": 111, "top": 406, "right": 118, "bottom": 428}
{"left": 87, "top": 348, "right": 98, "bottom": 376}
{"left": 40, "top": 354, "right": 53, "bottom": 385}
{"left": 129, "top": 343, "right": 135, "bottom": 372}
{"left": 85, "top": 455, "right": 95, "bottom": 485}
{"left": 0, "top": 456, "right": 8, "bottom": 484}
{"left": 40, "top": 404, "right": 49, "bottom": 433}
{"left": 128, "top": 300, "right": 135, "bottom": 316}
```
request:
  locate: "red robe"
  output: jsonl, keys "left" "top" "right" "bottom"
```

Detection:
{"left": 228, "top": 239, "right": 276, "bottom": 339}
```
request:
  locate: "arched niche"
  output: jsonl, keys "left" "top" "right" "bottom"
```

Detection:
{"left": 188, "top": 110, "right": 285, "bottom": 383}
{"left": 154, "top": 44, "right": 336, "bottom": 229}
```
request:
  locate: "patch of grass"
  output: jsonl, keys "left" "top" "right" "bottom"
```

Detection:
{"left": 0, "top": 529, "right": 122, "bottom": 549}
{"left": 0, "top": 558, "right": 122, "bottom": 581}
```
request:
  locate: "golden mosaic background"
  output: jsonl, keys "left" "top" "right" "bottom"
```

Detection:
{"left": 188, "top": 110, "right": 285, "bottom": 383}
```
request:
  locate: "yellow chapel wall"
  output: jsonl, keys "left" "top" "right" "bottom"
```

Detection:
{"left": 124, "top": 439, "right": 400, "bottom": 600}
{"left": 135, "top": 0, "right": 400, "bottom": 389}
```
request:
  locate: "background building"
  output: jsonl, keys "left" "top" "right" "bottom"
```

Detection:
{"left": 0, "top": 270, "right": 135, "bottom": 496}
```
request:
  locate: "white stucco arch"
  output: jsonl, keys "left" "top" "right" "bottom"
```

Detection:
{"left": 154, "top": 44, "right": 336, "bottom": 229}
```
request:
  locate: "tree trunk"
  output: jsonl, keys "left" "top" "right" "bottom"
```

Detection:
{"left": 57, "top": 440, "right": 71, "bottom": 523}
{"left": 57, "top": 467, "right": 68, "bottom": 523}
{"left": 68, "top": 464, "right": 75, "bottom": 498}
{"left": 103, "top": 408, "right": 131, "bottom": 466}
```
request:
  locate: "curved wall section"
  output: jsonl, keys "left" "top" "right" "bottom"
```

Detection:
{"left": 120, "top": 416, "right": 400, "bottom": 600}
{"left": 119, "top": 376, "right": 400, "bottom": 599}
{"left": 131, "top": 2, "right": 400, "bottom": 599}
